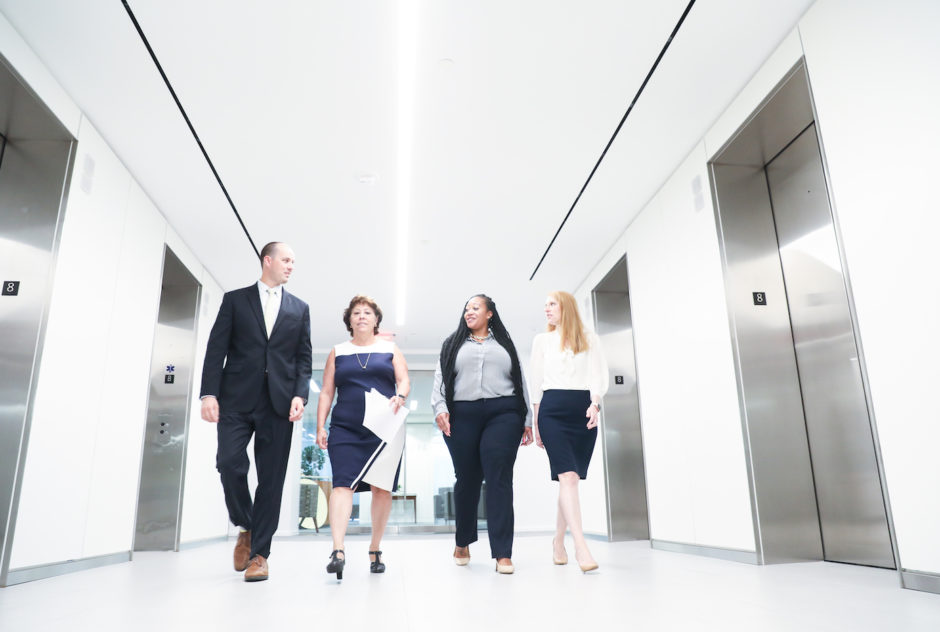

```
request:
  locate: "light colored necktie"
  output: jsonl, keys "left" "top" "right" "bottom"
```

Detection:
{"left": 263, "top": 288, "right": 277, "bottom": 338}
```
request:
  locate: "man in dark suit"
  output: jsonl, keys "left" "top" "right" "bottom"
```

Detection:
{"left": 200, "top": 241, "right": 312, "bottom": 582}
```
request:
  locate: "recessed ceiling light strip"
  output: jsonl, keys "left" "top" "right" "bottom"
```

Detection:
{"left": 395, "top": 0, "right": 418, "bottom": 327}
{"left": 529, "top": 0, "right": 697, "bottom": 281}
{"left": 121, "top": 0, "right": 259, "bottom": 258}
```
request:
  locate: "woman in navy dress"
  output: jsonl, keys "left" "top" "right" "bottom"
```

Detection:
{"left": 316, "top": 295, "right": 410, "bottom": 579}
{"left": 530, "top": 291, "right": 608, "bottom": 573}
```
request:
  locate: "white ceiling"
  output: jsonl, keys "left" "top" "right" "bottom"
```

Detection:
{"left": 0, "top": 0, "right": 815, "bottom": 356}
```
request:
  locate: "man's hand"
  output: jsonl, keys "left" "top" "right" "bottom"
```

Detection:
{"left": 289, "top": 396, "right": 305, "bottom": 422}
{"left": 201, "top": 396, "right": 219, "bottom": 423}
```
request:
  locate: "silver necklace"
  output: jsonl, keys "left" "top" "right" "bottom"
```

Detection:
{"left": 469, "top": 330, "right": 489, "bottom": 343}
{"left": 355, "top": 352, "right": 372, "bottom": 369}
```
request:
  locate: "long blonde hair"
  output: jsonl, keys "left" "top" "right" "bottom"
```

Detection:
{"left": 547, "top": 290, "right": 589, "bottom": 354}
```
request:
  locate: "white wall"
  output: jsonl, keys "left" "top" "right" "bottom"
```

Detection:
{"left": 170, "top": 229, "right": 230, "bottom": 545}
{"left": 12, "top": 118, "right": 161, "bottom": 567}
{"left": 573, "top": 0, "right": 940, "bottom": 571}
{"left": 3, "top": 19, "right": 230, "bottom": 565}
{"left": 577, "top": 145, "right": 755, "bottom": 552}
{"left": 798, "top": 0, "right": 940, "bottom": 577}
{"left": 569, "top": 34, "right": 811, "bottom": 553}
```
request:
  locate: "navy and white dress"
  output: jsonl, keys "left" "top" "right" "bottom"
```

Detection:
{"left": 328, "top": 340, "right": 403, "bottom": 492}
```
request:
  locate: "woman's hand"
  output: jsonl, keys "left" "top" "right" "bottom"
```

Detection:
{"left": 534, "top": 422, "right": 544, "bottom": 449}
{"left": 521, "top": 427, "right": 534, "bottom": 446}
{"left": 316, "top": 427, "right": 328, "bottom": 450}
{"left": 586, "top": 403, "right": 600, "bottom": 429}
{"left": 389, "top": 395, "right": 405, "bottom": 413}
{"left": 436, "top": 412, "right": 451, "bottom": 437}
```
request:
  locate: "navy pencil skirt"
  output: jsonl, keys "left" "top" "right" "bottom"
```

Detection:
{"left": 538, "top": 389, "right": 597, "bottom": 481}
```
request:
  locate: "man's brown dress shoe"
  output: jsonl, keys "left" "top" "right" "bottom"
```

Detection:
{"left": 234, "top": 531, "right": 251, "bottom": 572}
{"left": 244, "top": 555, "right": 268, "bottom": 582}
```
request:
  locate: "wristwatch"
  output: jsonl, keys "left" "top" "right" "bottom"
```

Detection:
{"left": 591, "top": 402, "right": 601, "bottom": 412}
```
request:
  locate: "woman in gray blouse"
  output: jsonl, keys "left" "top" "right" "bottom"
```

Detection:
{"left": 432, "top": 294, "right": 533, "bottom": 574}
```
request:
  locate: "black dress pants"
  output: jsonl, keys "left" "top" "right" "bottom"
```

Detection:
{"left": 444, "top": 396, "right": 524, "bottom": 559}
{"left": 216, "top": 389, "right": 294, "bottom": 559}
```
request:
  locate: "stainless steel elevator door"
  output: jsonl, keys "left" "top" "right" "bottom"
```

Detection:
{"left": 134, "top": 248, "right": 200, "bottom": 551}
{"left": 766, "top": 124, "right": 894, "bottom": 568}
{"left": 0, "top": 64, "right": 75, "bottom": 582}
{"left": 593, "top": 258, "right": 649, "bottom": 541}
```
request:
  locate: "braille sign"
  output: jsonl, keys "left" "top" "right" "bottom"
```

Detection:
{"left": 2, "top": 281, "right": 20, "bottom": 296}
{"left": 753, "top": 292, "right": 767, "bottom": 306}
{"left": 164, "top": 375, "right": 175, "bottom": 384}
{"left": 615, "top": 376, "right": 624, "bottom": 385}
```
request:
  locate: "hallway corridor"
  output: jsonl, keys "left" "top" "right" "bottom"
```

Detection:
{"left": 2, "top": 534, "right": 938, "bottom": 631}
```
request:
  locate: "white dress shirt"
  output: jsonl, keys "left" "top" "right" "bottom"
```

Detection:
{"left": 528, "top": 330, "right": 609, "bottom": 404}
{"left": 258, "top": 279, "right": 282, "bottom": 327}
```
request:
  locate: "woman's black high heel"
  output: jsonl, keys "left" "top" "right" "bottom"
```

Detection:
{"left": 369, "top": 550, "right": 386, "bottom": 573}
{"left": 327, "top": 549, "right": 345, "bottom": 580}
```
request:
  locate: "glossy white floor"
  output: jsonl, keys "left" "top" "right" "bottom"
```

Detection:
{"left": 2, "top": 534, "right": 939, "bottom": 631}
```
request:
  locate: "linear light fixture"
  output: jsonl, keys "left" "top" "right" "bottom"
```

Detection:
{"left": 121, "top": 0, "right": 259, "bottom": 259}
{"left": 529, "top": 0, "right": 697, "bottom": 280}
{"left": 396, "top": 0, "right": 418, "bottom": 326}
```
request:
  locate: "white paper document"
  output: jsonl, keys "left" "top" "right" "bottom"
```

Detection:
{"left": 360, "top": 388, "right": 409, "bottom": 490}
{"left": 362, "top": 388, "right": 409, "bottom": 442}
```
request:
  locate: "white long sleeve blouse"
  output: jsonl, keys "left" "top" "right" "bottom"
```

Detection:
{"left": 528, "top": 330, "right": 609, "bottom": 404}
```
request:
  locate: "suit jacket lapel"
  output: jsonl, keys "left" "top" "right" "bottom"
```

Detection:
{"left": 247, "top": 285, "right": 267, "bottom": 338}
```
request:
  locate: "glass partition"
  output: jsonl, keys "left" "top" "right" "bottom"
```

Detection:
{"left": 298, "top": 370, "right": 331, "bottom": 531}
{"left": 398, "top": 371, "right": 456, "bottom": 526}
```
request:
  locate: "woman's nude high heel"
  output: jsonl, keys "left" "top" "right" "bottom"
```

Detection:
{"left": 552, "top": 538, "right": 568, "bottom": 565}
{"left": 576, "top": 550, "right": 598, "bottom": 573}
{"left": 579, "top": 561, "right": 599, "bottom": 573}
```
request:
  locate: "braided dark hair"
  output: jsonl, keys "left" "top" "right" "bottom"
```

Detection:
{"left": 438, "top": 294, "right": 527, "bottom": 419}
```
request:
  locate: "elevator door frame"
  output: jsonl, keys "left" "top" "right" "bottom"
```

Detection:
{"left": 707, "top": 60, "right": 900, "bottom": 571}
{"left": 132, "top": 246, "right": 201, "bottom": 552}
{"left": 0, "top": 56, "right": 76, "bottom": 587}
{"left": 592, "top": 255, "right": 651, "bottom": 541}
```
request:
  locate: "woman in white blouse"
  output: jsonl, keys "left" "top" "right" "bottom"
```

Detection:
{"left": 530, "top": 290, "right": 608, "bottom": 572}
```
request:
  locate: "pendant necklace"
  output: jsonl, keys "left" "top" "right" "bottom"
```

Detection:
{"left": 355, "top": 352, "right": 372, "bottom": 369}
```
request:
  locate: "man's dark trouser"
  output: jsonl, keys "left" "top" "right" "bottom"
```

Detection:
{"left": 216, "top": 389, "right": 293, "bottom": 559}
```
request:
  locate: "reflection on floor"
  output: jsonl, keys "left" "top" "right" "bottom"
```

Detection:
{"left": 1, "top": 534, "right": 939, "bottom": 631}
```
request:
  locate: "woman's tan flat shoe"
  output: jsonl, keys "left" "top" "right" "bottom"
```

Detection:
{"left": 454, "top": 546, "right": 470, "bottom": 566}
{"left": 495, "top": 559, "right": 514, "bottom": 574}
